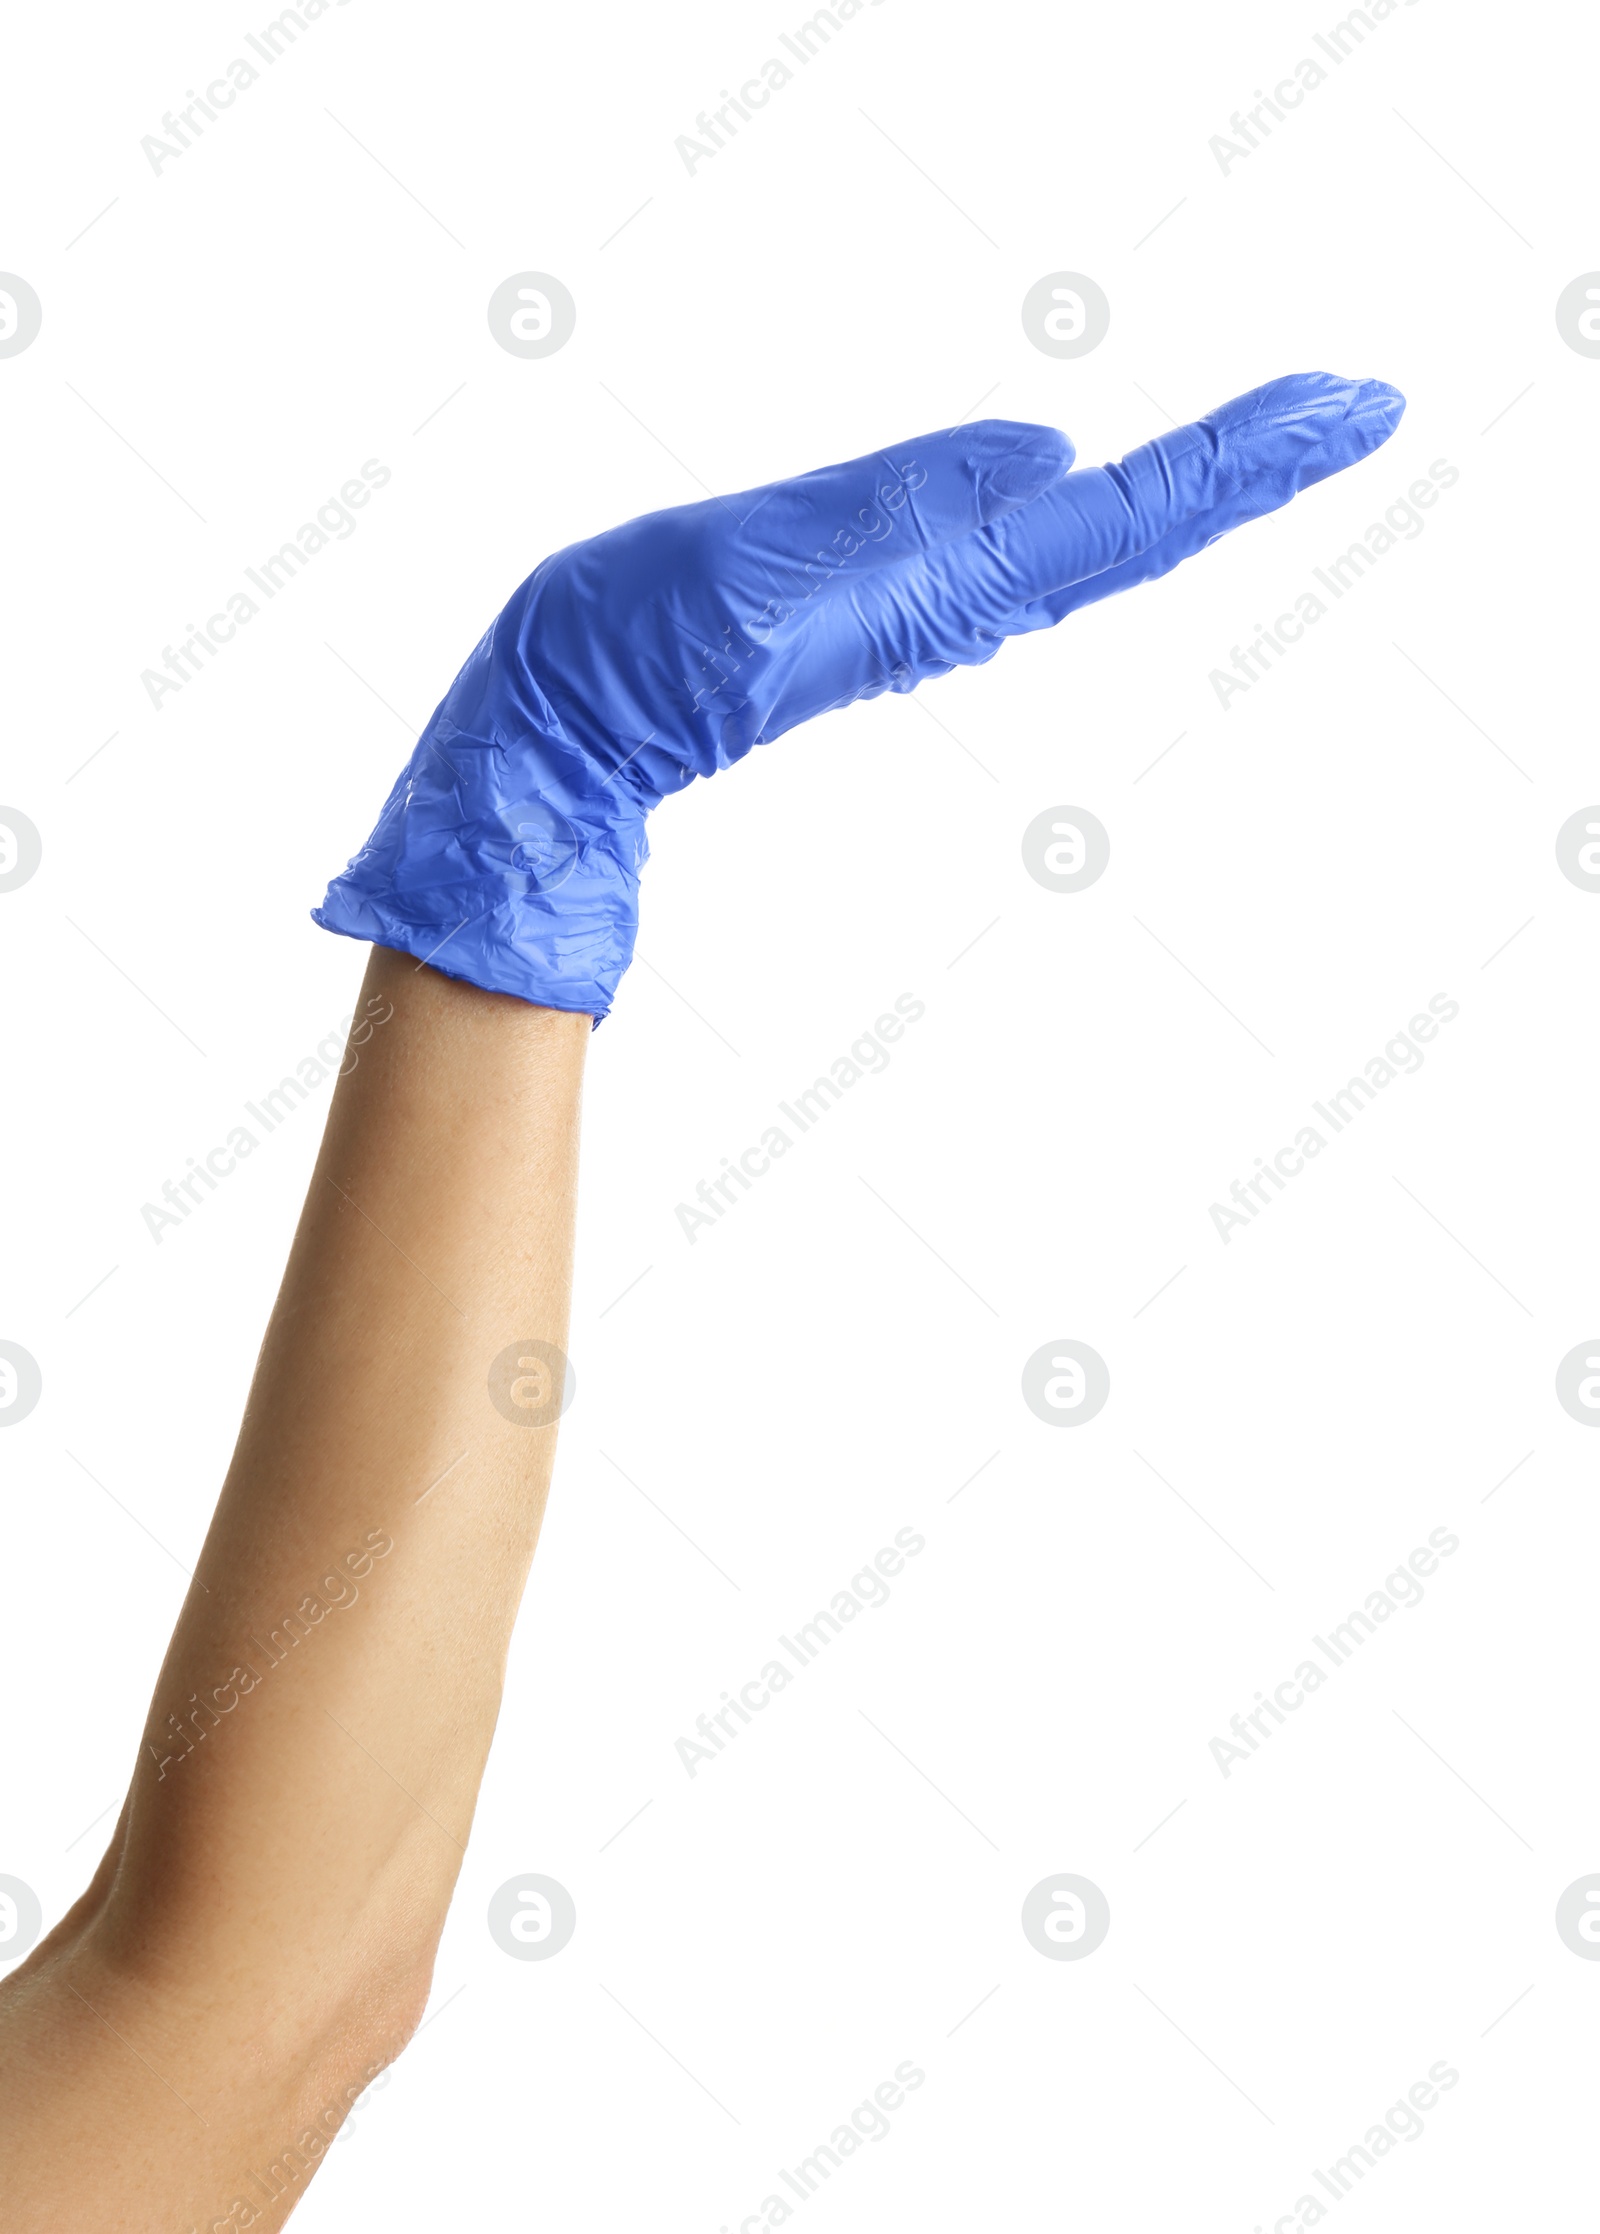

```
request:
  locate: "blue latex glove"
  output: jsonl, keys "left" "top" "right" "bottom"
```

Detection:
{"left": 314, "top": 370, "right": 1403, "bottom": 1017}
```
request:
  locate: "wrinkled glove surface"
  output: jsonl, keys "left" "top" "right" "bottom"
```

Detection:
{"left": 314, "top": 371, "right": 1404, "bottom": 1016}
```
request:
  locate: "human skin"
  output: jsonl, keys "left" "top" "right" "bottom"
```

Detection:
{"left": 0, "top": 945, "right": 588, "bottom": 2230}
{"left": 0, "top": 380, "right": 1403, "bottom": 2224}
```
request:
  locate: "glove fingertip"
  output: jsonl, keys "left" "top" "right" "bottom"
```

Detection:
{"left": 966, "top": 422, "right": 1075, "bottom": 516}
{"left": 1348, "top": 376, "right": 1406, "bottom": 450}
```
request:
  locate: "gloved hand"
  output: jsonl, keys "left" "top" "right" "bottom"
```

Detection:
{"left": 314, "top": 370, "right": 1403, "bottom": 1017}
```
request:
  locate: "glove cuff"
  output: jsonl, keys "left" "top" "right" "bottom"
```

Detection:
{"left": 313, "top": 732, "right": 648, "bottom": 1020}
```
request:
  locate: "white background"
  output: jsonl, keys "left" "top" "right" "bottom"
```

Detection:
{"left": 2, "top": 0, "right": 1596, "bottom": 2226}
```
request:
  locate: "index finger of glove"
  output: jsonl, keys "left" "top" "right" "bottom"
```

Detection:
{"left": 956, "top": 371, "right": 1406, "bottom": 619}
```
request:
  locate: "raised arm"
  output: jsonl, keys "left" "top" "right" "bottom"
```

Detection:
{"left": 0, "top": 949, "right": 588, "bottom": 2228}
{"left": 0, "top": 375, "right": 1401, "bottom": 2228}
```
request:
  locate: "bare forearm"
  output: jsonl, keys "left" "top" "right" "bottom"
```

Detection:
{"left": 114, "top": 947, "right": 587, "bottom": 1968}
{"left": 0, "top": 948, "right": 588, "bottom": 2222}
